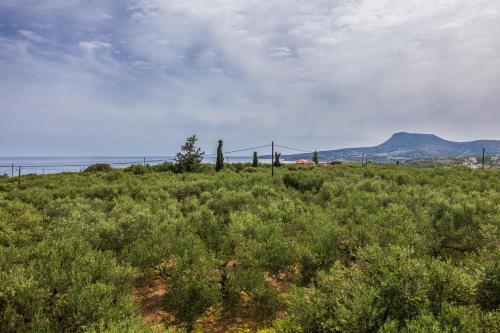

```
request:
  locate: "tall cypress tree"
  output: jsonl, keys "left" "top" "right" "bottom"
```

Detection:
{"left": 216, "top": 140, "right": 224, "bottom": 172}
{"left": 252, "top": 151, "right": 258, "bottom": 167}
{"left": 312, "top": 151, "right": 319, "bottom": 165}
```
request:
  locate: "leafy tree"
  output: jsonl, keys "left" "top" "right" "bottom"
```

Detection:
{"left": 252, "top": 151, "right": 259, "bottom": 167}
{"left": 175, "top": 135, "right": 205, "bottom": 173}
{"left": 312, "top": 151, "right": 319, "bottom": 164}
{"left": 161, "top": 235, "right": 220, "bottom": 331}
{"left": 216, "top": 140, "right": 224, "bottom": 172}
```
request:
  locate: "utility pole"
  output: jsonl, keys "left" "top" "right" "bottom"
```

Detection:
{"left": 271, "top": 141, "right": 274, "bottom": 177}
{"left": 11, "top": 163, "right": 14, "bottom": 178}
{"left": 482, "top": 148, "right": 485, "bottom": 169}
{"left": 143, "top": 157, "right": 146, "bottom": 166}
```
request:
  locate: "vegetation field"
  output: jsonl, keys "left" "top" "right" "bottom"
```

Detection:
{"left": 0, "top": 164, "right": 499, "bottom": 332}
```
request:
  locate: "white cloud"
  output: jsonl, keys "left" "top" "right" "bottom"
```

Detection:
{"left": 18, "top": 29, "right": 46, "bottom": 42}
{"left": 123, "top": 0, "right": 500, "bottom": 141}
{"left": 1, "top": 0, "right": 500, "bottom": 155}
{"left": 78, "top": 41, "right": 113, "bottom": 52}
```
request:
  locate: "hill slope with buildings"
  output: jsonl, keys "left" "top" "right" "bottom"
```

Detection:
{"left": 278, "top": 132, "right": 500, "bottom": 163}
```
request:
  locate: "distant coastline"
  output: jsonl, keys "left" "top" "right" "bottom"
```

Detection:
{"left": 0, "top": 156, "right": 273, "bottom": 176}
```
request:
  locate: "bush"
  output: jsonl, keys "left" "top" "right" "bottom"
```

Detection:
{"left": 152, "top": 162, "right": 175, "bottom": 172}
{"left": 0, "top": 163, "right": 499, "bottom": 331}
{"left": 283, "top": 172, "right": 324, "bottom": 192}
{"left": 84, "top": 163, "right": 113, "bottom": 173}
{"left": 161, "top": 236, "right": 220, "bottom": 331}
{"left": 477, "top": 259, "right": 500, "bottom": 310}
{"left": 242, "top": 166, "right": 258, "bottom": 173}
{"left": 123, "top": 164, "right": 152, "bottom": 175}
{"left": 85, "top": 185, "right": 119, "bottom": 201}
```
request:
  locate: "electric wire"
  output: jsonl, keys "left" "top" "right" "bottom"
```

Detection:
{"left": 274, "top": 144, "right": 314, "bottom": 153}
{"left": 0, "top": 143, "right": 318, "bottom": 172}
{"left": 206, "top": 144, "right": 272, "bottom": 157}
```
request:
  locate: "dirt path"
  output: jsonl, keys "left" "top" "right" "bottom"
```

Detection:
{"left": 133, "top": 274, "right": 286, "bottom": 332}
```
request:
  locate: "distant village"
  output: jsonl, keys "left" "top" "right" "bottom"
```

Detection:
{"left": 295, "top": 159, "right": 343, "bottom": 165}
{"left": 464, "top": 155, "right": 500, "bottom": 169}
{"left": 294, "top": 155, "right": 500, "bottom": 168}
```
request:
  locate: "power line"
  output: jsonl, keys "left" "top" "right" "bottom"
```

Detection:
{"left": 206, "top": 144, "right": 272, "bottom": 157}
{"left": 19, "top": 164, "right": 90, "bottom": 169}
{"left": 0, "top": 159, "right": 156, "bottom": 169}
{"left": 0, "top": 143, "right": 311, "bottom": 173}
{"left": 1, "top": 144, "right": 273, "bottom": 169}
{"left": 1, "top": 156, "right": 183, "bottom": 168}
{"left": 145, "top": 157, "right": 176, "bottom": 163}
{"left": 224, "top": 144, "right": 271, "bottom": 154}
{"left": 274, "top": 144, "right": 313, "bottom": 153}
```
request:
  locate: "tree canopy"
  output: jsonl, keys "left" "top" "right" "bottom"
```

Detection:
{"left": 175, "top": 135, "right": 205, "bottom": 172}
{"left": 216, "top": 140, "right": 224, "bottom": 172}
{"left": 252, "top": 151, "right": 259, "bottom": 167}
{"left": 0, "top": 163, "right": 498, "bottom": 332}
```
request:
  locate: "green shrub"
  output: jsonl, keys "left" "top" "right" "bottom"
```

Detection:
{"left": 161, "top": 236, "right": 220, "bottom": 331}
{"left": 123, "top": 164, "right": 152, "bottom": 175}
{"left": 283, "top": 172, "right": 324, "bottom": 192}
{"left": 477, "top": 259, "right": 500, "bottom": 310}
{"left": 152, "top": 162, "right": 175, "bottom": 172}
{"left": 85, "top": 185, "right": 119, "bottom": 201}
{"left": 0, "top": 164, "right": 498, "bottom": 332}
{"left": 84, "top": 163, "right": 113, "bottom": 173}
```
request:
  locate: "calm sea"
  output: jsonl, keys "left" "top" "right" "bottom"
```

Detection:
{"left": 0, "top": 156, "right": 272, "bottom": 176}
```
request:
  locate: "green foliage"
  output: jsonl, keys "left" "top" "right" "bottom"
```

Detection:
{"left": 161, "top": 236, "right": 220, "bottom": 331}
{"left": 84, "top": 163, "right": 113, "bottom": 173}
{"left": 253, "top": 151, "right": 259, "bottom": 167}
{"left": 0, "top": 164, "right": 498, "bottom": 332}
{"left": 151, "top": 161, "right": 175, "bottom": 172}
{"left": 216, "top": 139, "right": 224, "bottom": 172}
{"left": 175, "top": 135, "right": 205, "bottom": 172}
{"left": 476, "top": 257, "right": 500, "bottom": 310}
{"left": 312, "top": 151, "right": 319, "bottom": 164}
{"left": 0, "top": 236, "right": 137, "bottom": 332}
{"left": 124, "top": 164, "right": 152, "bottom": 175}
{"left": 283, "top": 172, "right": 324, "bottom": 192}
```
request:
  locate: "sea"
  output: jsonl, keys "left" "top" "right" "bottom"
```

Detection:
{"left": 0, "top": 156, "right": 273, "bottom": 176}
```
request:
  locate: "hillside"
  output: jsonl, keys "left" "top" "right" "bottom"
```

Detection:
{"left": 276, "top": 132, "right": 500, "bottom": 162}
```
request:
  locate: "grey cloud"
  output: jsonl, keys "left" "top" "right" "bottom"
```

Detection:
{"left": 18, "top": 29, "right": 46, "bottom": 42}
{"left": 1, "top": 0, "right": 499, "bottom": 155}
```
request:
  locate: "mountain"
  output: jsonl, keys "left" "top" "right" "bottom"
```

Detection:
{"left": 274, "top": 132, "right": 500, "bottom": 163}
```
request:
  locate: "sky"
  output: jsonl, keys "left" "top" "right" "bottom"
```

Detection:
{"left": 0, "top": 0, "right": 499, "bottom": 156}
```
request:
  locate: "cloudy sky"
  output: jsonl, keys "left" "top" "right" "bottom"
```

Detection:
{"left": 1, "top": 0, "right": 499, "bottom": 156}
